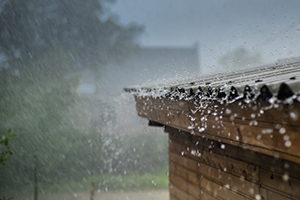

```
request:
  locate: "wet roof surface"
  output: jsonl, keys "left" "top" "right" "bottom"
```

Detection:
{"left": 124, "top": 57, "right": 300, "bottom": 103}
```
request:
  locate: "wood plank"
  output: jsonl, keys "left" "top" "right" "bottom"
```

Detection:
{"left": 170, "top": 171, "right": 221, "bottom": 200}
{"left": 169, "top": 184, "right": 198, "bottom": 200}
{"left": 260, "top": 188, "right": 294, "bottom": 200}
{"left": 170, "top": 152, "right": 260, "bottom": 198}
{"left": 170, "top": 161, "right": 252, "bottom": 200}
{"left": 164, "top": 109, "right": 300, "bottom": 163}
{"left": 168, "top": 127, "right": 300, "bottom": 180}
{"left": 188, "top": 99, "right": 300, "bottom": 127}
{"left": 169, "top": 140, "right": 259, "bottom": 183}
{"left": 135, "top": 94, "right": 300, "bottom": 163}
{"left": 259, "top": 169, "right": 300, "bottom": 198}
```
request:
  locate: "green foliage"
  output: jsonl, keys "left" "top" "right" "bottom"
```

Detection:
{"left": 0, "top": 129, "right": 15, "bottom": 200}
{"left": 0, "top": 129, "right": 15, "bottom": 165}
{"left": 0, "top": 197, "right": 14, "bottom": 200}
{"left": 0, "top": 0, "right": 143, "bottom": 71}
{"left": 38, "top": 167, "right": 169, "bottom": 194}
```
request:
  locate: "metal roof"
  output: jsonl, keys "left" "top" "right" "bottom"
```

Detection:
{"left": 124, "top": 57, "right": 300, "bottom": 104}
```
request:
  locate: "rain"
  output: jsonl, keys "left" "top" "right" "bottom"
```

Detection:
{"left": 1, "top": 0, "right": 300, "bottom": 200}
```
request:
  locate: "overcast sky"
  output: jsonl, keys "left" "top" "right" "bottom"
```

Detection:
{"left": 111, "top": 0, "right": 300, "bottom": 73}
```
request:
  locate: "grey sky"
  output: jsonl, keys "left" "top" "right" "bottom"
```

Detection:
{"left": 112, "top": 0, "right": 300, "bottom": 73}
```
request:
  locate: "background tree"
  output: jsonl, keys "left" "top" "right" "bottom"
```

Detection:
{"left": 218, "top": 46, "right": 263, "bottom": 70}
{"left": 0, "top": 0, "right": 146, "bottom": 195}
{"left": 0, "top": 0, "right": 142, "bottom": 73}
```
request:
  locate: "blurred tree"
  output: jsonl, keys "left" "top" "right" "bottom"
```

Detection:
{"left": 0, "top": 0, "right": 144, "bottom": 196}
{"left": 0, "top": 0, "right": 143, "bottom": 73}
{"left": 218, "top": 46, "right": 263, "bottom": 70}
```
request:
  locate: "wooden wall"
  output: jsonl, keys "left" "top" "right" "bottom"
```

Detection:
{"left": 167, "top": 126, "right": 300, "bottom": 200}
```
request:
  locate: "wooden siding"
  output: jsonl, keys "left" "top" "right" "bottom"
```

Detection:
{"left": 135, "top": 95, "right": 300, "bottom": 164}
{"left": 167, "top": 127, "right": 300, "bottom": 200}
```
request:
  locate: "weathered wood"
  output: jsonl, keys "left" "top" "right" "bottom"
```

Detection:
{"left": 170, "top": 169, "right": 223, "bottom": 200}
{"left": 169, "top": 184, "right": 199, "bottom": 200}
{"left": 259, "top": 169, "right": 300, "bottom": 198}
{"left": 260, "top": 188, "right": 293, "bottom": 200}
{"left": 168, "top": 127, "right": 300, "bottom": 180}
{"left": 167, "top": 128, "right": 300, "bottom": 199}
{"left": 169, "top": 140, "right": 259, "bottom": 183}
{"left": 170, "top": 161, "right": 251, "bottom": 200}
{"left": 170, "top": 152, "right": 259, "bottom": 198}
{"left": 148, "top": 120, "right": 164, "bottom": 127}
{"left": 135, "top": 94, "right": 300, "bottom": 163}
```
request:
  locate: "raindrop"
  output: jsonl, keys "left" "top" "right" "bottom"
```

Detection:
{"left": 181, "top": 151, "right": 185, "bottom": 156}
{"left": 285, "top": 140, "right": 292, "bottom": 147}
{"left": 256, "top": 134, "right": 262, "bottom": 140}
{"left": 225, "top": 109, "right": 232, "bottom": 114}
{"left": 249, "top": 188, "right": 254, "bottom": 194}
{"left": 236, "top": 136, "right": 239, "bottom": 140}
{"left": 255, "top": 194, "right": 262, "bottom": 200}
{"left": 284, "top": 163, "right": 290, "bottom": 169}
{"left": 251, "top": 113, "right": 256, "bottom": 118}
{"left": 279, "top": 127, "right": 286, "bottom": 134}
{"left": 261, "top": 128, "right": 273, "bottom": 134}
{"left": 283, "top": 135, "right": 289, "bottom": 141}
{"left": 187, "top": 126, "right": 194, "bottom": 129}
{"left": 221, "top": 144, "right": 226, "bottom": 149}
{"left": 290, "top": 111, "right": 298, "bottom": 121}
{"left": 282, "top": 173, "right": 289, "bottom": 181}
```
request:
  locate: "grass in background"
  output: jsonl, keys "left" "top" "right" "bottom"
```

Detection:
{"left": 44, "top": 166, "right": 169, "bottom": 194}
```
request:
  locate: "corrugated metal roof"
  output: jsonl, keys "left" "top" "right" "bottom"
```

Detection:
{"left": 124, "top": 57, "right": 300, "bottom": 104}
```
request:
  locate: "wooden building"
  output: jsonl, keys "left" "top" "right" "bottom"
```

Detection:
{"left": 125, "top": 59, "right": 300, "bottom": 200}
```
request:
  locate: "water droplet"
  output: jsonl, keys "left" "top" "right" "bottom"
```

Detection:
{"left": 187, "top": 126, "right": 194, "bottom": 129}
{"left": 282, "top": 173, "right": 289, "bottom": 181}
{"left": 249, "top": 188, "right": 254, "bottom": 194}
{"left": 284, "top": 163, "right": 290, "bottom": 169}
{"left": 262, "top": 128, "right": 273, "bottom": 134}
{"left": 283, "top": 135, "right": 289, "bottom": 141}
{"left": 279, "top": 127, "right": 286, "bottom": 134}
{"left": 255, "top": 194, "right": 262, "bottom": 200}
{"left": 290, "top": 111, "right": 298, "bottom": 121}
{"left": 221, "top": 144, "right": 226, "bottom": 149}
{"left": 225, "top": 109, "right": 232, "bottom": 114}
{"left": 256, "top": 134, "right": 262, "bottom": 140}
{"left": 251, "top": 113, "right": 256, "bottom": 118}
{"left": 285, "top": 140, "right": 292, "bottom": 147}
{"left": 236, "top": 136, "right": 239, "bottom": 140}
{"left": 181, "top": 151, "right": 185, "bottom": 156}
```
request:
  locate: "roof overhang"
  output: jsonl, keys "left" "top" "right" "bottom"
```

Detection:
{"left": 125, "top": 59, "right": 300, "bottom": 164}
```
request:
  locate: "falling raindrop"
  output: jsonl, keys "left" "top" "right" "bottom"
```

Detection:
{"left": 279, "top": 127, "right": 286, "bottom": 134}
{"left": 282, "top": 173, "right": 289, "bottom": 181}
{"left": 285, "top": 140, "right": 292, "bottom": 147}
{"left": 283, "top": 135, "right": 289, "bottom": 141}
{"left": 284, "top": 163, "right": 290, "bottom": 169}
{"left": 289, "top": 111, "right": 298, "bottom": 121}
{"left": 256, "top": 134, "right": 262, "bottom": 140}
{"left": 255, "top": 194, "right": 262, "bottom": 200}
{"left": 220, "top": 144, "right": 226, "bottom": 149}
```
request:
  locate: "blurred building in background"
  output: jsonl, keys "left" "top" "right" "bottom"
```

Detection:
{"left": 77, "top": 44, "right": 200, "bottom": 135}
{"left": 78, "top": 43, "right": 200, "bottom": 96}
